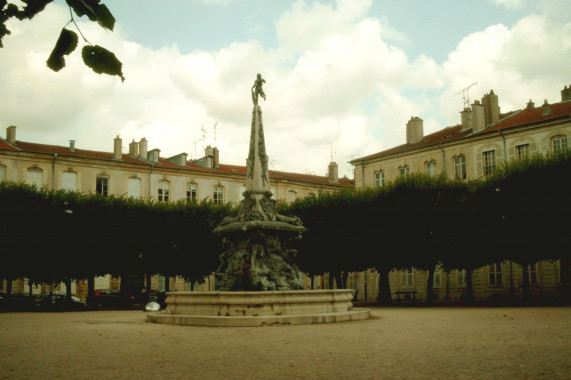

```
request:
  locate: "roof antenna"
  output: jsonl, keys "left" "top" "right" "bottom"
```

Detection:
{"left": 454, "top": 82, "right": 477, "bottom": 109}
{"left": 330, "top": 140, "right": 337, "bottom": 162}
{"left": 200, "top": 121, "right": 207, "bottom": 150}
{"left": 213, "top": 121, "right": 217, "bottom": 147}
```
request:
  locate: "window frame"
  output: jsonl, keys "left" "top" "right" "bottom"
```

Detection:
{"left": 552, "top": 135, "right": 568, "bottom": 153}
{"left": 400, "top": 269, "right": 414, "bottom": 288}
{"left": 515, "top": 143, "right": 530, "bottom": 160}
{"left": 398, "top": 165, "right": 409, "bottom": 177}
{"left": 488, "top": 263, "right": 502, "bottom": 286}
{"left": 158, "top": 180, "right": 170, "bottom": 202}
{"left": 26, "top": 167, "right": 43, "bottom": 187}
{"left": 186, "top": 183, "right": 198, "bottom": 202}
{"left": 374, "top": 170, "right": 385, "bottom": 187}
{"left": 454, "top": 155, "right": 466, "bottom": 180}
{"left": 96, "top": 176, "right": 109, "bottom": 196}
{"left": 425, "top": 161, "right": 437, "bottom": 177}
{"left": 213, "top": 185, "right": 224, "bottom": 204}
{"left": 457, "top": 269, "right": 466, "bottom": 287}
{"left": 483, "top": 150, "right": 496, "bottom": 177}
{"left": 528, "top": 263, "right": 538, "bottom": 285}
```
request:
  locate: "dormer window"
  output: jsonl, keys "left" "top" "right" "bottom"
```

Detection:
{"left": 148, "top": 149, "right": 160, "bottom": 163}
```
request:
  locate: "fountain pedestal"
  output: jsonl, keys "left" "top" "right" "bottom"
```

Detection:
{"left": 147, "top": 75, "right": 369, "bottom": 326}
{"left": 147, "top": 289, "right": 370, "bottom": 327}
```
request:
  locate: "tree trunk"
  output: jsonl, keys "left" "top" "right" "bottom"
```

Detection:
{"left": 6, "top": 278, "right": 12, "bottom": 298}
{"left": 310, "top": 275, "right": 314, "bottom": 290}
{"left": 64, "top": 277, "right": 72, "bottom": 301}
{"left": 466, "top": 269, "right": 474, "bottom": 304}
{"left": 522, "top": 263, "right": 530, "bottom": 303}
{"left": 145, "top": 274, "right": 152, "bottom": 292}
{"left": 560, "top": 257, "right": 570, "bottom": 305}
{"left": 164, "top": 276, "right": 170, "bottom": 292}
{"left": 28, "top": 279, "right": 33, "bottom": 297}
{"left": 87, "top": 276, "right": 95, "bottom": 299}
{"left": 334, "top": 271, "right": 343, "bottom": 289}
{"left": 375, "top": 266, "right": 392, "bottom": 305}
{"left": 328, "top": 273, "right": 335, "bottom": 289}
{"left": 426, "top": 269, "right": 434, "bottom": 304}
{"left": 445, "top": 270, "right": 450, "bottom": 301}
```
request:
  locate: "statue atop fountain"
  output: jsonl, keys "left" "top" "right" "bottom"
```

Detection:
{"left": 214, "top": 74, "right": 306, "bottom": 291}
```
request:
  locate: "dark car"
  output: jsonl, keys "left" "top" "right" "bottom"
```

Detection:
{"left": 86, "top": 289, "right": 136, "bottom": 309}
{"left": 37, "top": 293, "right": 87, "bottom": 311}
{"left": 0, "top": 293, "right": 38, "bottom": 312}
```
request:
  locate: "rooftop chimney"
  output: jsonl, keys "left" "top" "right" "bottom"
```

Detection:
{"left": 205, "top": 145, "right": 214, "bottom": 168}
{"left": 69, "top": 140, "right": 75, "bottom": 152}
{"left": 328, "top": 161, "right": 339, "bottom": 183}
{"left": 406, "top": 117, "right": 424, "bottom": 144}
{"left": 541, "top": 99, "right": 551, "bottom": 115}
{"left": 6, "top": 126, "right": 16, "bottom": 144}
{"left": 561, "top": 85, "right": 571, "bottom": 102}
{"left": 471, "top": 100, "right": 486, "bottom": 132}
{"left": 526, "top": 99, "right": 535, "bottom": 109}
{"left": 213, "top": 147, "right": 220, "bottom": 168}
{"left": 128, "top": 139, "right": 139, "bottom": 158}
{"left": 113, "top": 135, "right": 122, "bottom": 160}
{"left": 460, "top": 107, "right": 472, "bottom": 131}
{"left": 481, "top": 90, "right": 500, "bottom": 126}
{"left": 139, "top": 138, "right": 148, "bottom": 160}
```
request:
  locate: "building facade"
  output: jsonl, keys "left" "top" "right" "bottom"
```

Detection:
{"left": 345, "top": 84, "right": 570, "bottom": 303}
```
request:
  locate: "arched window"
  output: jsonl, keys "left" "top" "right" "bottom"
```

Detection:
{"left": 425, "top": 161, "right": 437, "bottom": 177}
{"left": 62, "top": 171, "right": 77, "bottom": 191}
{"left": 454, "top": 155, "right": 466, "bottom": 180}
{"left": 213, "top": 185, "right": 224, "bottom": 203}
{"left": 186, "top": 183, "right": 198, "bottom": 201}
{"left": 552, "top": 135, "right": 568, "bottom": 153}
{"left": 374, "top": 171, "right": 385, "bottom": 187}
{"left": 26, "top": 167, "right": 43, "bottom": 187}
{"left": 96, "top": 176, "right": 109, "bottom": 196}
{"left": 287, "top": 190, "right": 297, "bottom": 202}
{"left": 128, "top": 177, "right": 141, "bottom": 198}
{"left": 158, "top": 180, "right": 170, "bottom": 202}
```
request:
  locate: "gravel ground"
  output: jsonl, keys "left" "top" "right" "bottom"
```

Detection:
{"left": 0, "top": 307, "right": 569, "bottom": 380}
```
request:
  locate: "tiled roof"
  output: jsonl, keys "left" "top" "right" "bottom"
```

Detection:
{"left": 0, "top": 139, "right": 19, "bottom": 151}
{"left": 0, "top": 139, "right": 350, "bottom": 187}
{"left": 352, "top": 99, "right": 571, "bottom": 163}
{"left": 483, "top": 100, "right": 571, "bottom": 132}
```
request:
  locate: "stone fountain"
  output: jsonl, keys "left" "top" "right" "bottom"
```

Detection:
{"left": 147, "top": 74, "right": 369, "bottom": 326}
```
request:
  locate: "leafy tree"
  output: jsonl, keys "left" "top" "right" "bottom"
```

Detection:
{"left": 1, "top": 0, "right": 124, "bottom": 81}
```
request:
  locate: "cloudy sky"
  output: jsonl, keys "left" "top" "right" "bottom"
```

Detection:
{"left": 1, "top": 0, "right": 570, "bottom": 178}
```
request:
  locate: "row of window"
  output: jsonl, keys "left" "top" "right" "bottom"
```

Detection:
{"left": 399, "top": 263, "right": 539, "bottom": 288}
{"left": 374, "top": 135, "right": 568, "bottom": 187}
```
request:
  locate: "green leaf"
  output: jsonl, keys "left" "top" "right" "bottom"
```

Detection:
{"left": 46, "top": 28, "right": 78, "bottom": 72}
{"left": 95, "top": 4, "right": 114, "bottom": 31}
{"left": 81, "top": 45, "right": 125, "bottom": 82}
{"left": 19, "top": 0, "right": 54, "bottom": 20}
{"left": 66, "top": 0, "right": 98, "bottom": 20}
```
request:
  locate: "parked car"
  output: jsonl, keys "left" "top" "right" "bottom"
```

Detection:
{"left": 0, "top": 293, "right": 38, "bottom": 311}
{"left": 86, "top": 290, "right": 136, "bottom": 309}
{"left": 37, "top": 293, "right": 87, "bottom": 311}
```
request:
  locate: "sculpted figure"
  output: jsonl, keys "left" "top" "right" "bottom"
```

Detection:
{"left": 251, "top": 73, "right": 266, "bottom": 105}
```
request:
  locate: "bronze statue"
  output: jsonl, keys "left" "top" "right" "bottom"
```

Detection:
{"left": 251, "top": 73, "right": 266, "bottom": 105}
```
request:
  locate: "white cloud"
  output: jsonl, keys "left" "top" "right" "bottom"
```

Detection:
{"left": 489, "top": 0, "right": 526, "bottom": 10}
{"left": 2, "top": 0, "right": 568, "bottom": 181}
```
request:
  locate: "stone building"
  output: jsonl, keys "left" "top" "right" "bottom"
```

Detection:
{"left": 0, "top": 127, "right": 351, "bottom": 299}
{"left": 345, "top": 84, "right": 571, "bottom": 303}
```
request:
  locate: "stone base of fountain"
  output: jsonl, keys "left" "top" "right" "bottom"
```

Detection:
{"left": 146, "top": 289, "right": 370, "bottom": 327}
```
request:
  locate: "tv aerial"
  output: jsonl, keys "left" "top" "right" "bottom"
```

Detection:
{"left": 454, "top": 82, "right": 477, "bottom": 109}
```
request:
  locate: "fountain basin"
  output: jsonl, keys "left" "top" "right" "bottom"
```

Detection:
{"left": 146, "top": 289, "right": 370, "bottom": 327}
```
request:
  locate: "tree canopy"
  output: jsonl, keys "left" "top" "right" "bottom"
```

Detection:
{"left": 1, "top": 0, "right": 124, "bottom": 81}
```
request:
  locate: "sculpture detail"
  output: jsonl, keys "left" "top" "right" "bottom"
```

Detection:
{"left": 251, "top": 73, "right": 266, "bottom": 105}
{"left": 214, "top": 74, "right": 306, "bottom": 291}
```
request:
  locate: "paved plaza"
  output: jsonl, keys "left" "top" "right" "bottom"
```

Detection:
{"left": 0, "top": 306, "right": 569, "bottom": 379}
